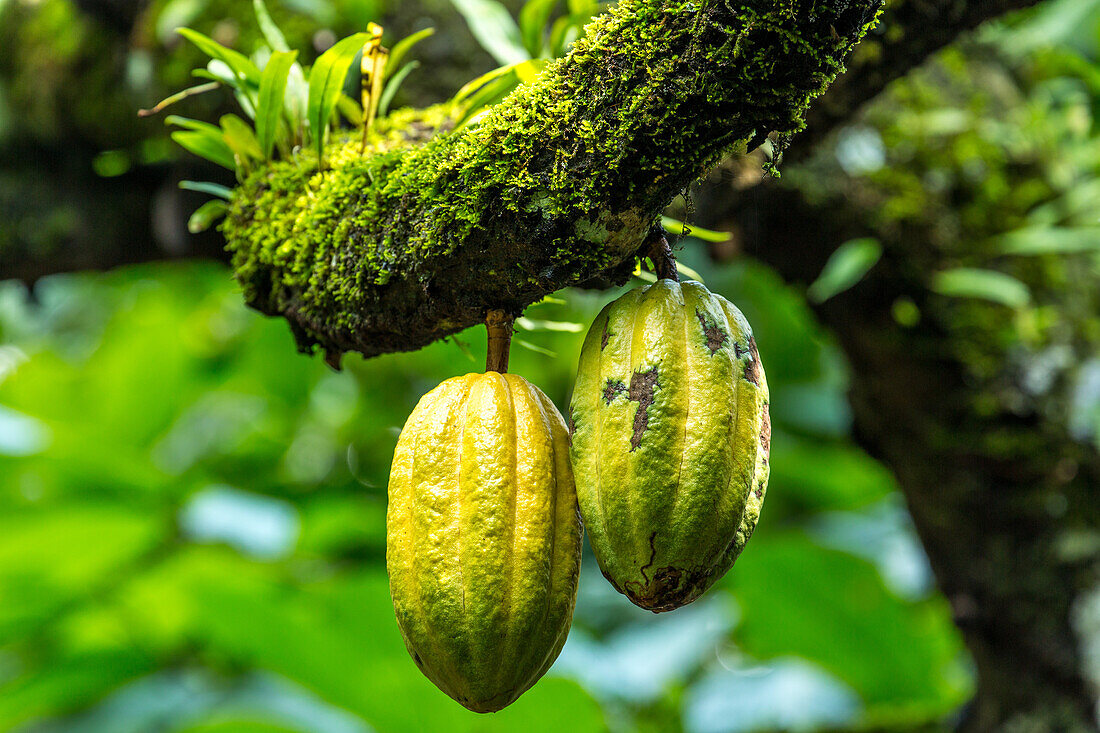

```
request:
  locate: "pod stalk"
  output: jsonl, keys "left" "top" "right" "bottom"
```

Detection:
{"left": 485, "top": 310, "right": 514, "bottom": 373}
{"left": 645, "top": 229, "right": 679, "bottom": 282}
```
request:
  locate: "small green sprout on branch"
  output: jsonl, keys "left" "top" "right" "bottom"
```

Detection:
{"left": 142, "top": 0, "right": 436, "bottom": 231}
{"left": 447, "top": 0, "right": 604, "bottom": 127}
{"left": 148, "top": 0, "right": 607, "bottom": 233}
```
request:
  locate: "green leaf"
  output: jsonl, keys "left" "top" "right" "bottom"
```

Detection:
{"left": 155, "top": 0, "right": 207, "bottom": 44}
{"left": 450, "top": 336, "right": 478, "bottom": 363}
{"left": 307, "top": 32, "right": 369, "bottom": 165}
{"left": 200, "top": 59, "right": 237, "bottom": 86}
{"left": 252, "top": 0, "right": 289, "bottom": 52}
{"left": 283, "top": 63, "right": 309, "bottom": 138}
{"left": 513, "top": 58, "right": 546, "bottom": 83}
{"left": 188, "top": 200, "right": 229, "bottom": 233}
{"left": 548, "top": 11, "right": 593, "bottom": 56}
{"left": 234, "top": 91, "right": 258, "bottom": 122}
{"left": 220, "top": 113, "right": 264, "bottom": 164}
{"left": 194, "top": 61, "right": 257, "bottom": 118}
{"left": 450, "top": 0, "right": 530, "bottom": 65}
{"left": 179, "top": 180, "right": 233, "bottom": 199}
{"left": 452, "top": 60, "right": 544, "bottom": 128}
{"left": 177, "top": 28, "right": 261, "bottom": 86}
{"left": 178, "top": 721, "right": 300, "bottom": 733}
{"left": 767, "top": 432, "right": 895, "bottom": 514}
{"left": 931, "top": 267, "right": 1031, "bottom": 308}
{"left": 674, "top": 260, "right": 706, "bottom": 283}
{"left": 994, "top": 226, "right": 1100, "bottom": 255}
{"left": 165, "top": 115, "right": 222, "bottom": 135}
{"left": 386, "top": 27, "right": 434, "bottom": 79}
{"left": 515, "top": 317, "right": 584, "bottom": 332}
{"left": 1026, "top": 179, "right": 1100, "bottom": 227}
{"left": 0, "top": 649, "right": 158, "bottom": 729}
{"left": 519, "top": 0, "right": 557, "bottom": 57}
{"left": 92, "top": 150, "right": 131, "bottom": 177}
{"left": 807, "top": 237, "right": 883, "bottom": 303}
{"left": 0, "top": 505, "right": 163, "bottom": 645}
{"left": 335, "top": 94, "right": 363, "bottom": 126}
{"left": 378, "top": 61, "right": 418, "bottom": 117}
{"left": 514, "top": 338, "right": 557, "bottom": 357}
{"left": 727, "top": 532, "right": 971, "bottom": 714}
{"left": 452, "top": 73, "right": 519, "bottom": 129}
{"left": 171, "top": 130, "right": 237, "bottom": 170}
{"left": 453, "top": 62, "right": 526, "bottom": 104}
{"left": 660, "top": 215, "right": 731, "bottom": 243}
{"left": 256, "top": 50, "right": 298, "bottom": 159}
{"left": 185, "top": 568, "right": 603, "bottom": 732}
{"left": 191, "top": 68, "right": 225, "bottom": 84}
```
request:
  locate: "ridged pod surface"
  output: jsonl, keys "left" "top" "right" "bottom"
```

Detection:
{"left": 386, "top": 372, "right": 581, "bottom": 712}
{"left": 569, "top": 280, "right": 770, "bottom": 612}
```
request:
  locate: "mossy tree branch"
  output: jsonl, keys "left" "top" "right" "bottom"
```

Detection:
{"left": 1, "top": 0, "right": 1043, "bottom": 287}
{"left": 223, "top": 0, "right": 883, "bottom": 365}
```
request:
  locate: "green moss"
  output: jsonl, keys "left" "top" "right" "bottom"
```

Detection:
{"left": 223, "top": 0, "right": 882, "bottom": 357}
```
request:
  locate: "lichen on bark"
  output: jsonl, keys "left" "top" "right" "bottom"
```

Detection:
{"left": 222, "top": 0, "right": 883, "bottom": 364}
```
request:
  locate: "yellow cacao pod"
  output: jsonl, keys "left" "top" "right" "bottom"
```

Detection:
{"left": 386, "top": 372, "right": 582, "bottom": 712}
{"left": 569, "top": 279, "right": 770, "bottom": 612}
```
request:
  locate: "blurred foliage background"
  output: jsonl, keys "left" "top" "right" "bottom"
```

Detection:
{"left": 0, "top": 0, "right": 1099, "bottom": 730}
{"left": 0, "top": 253, "right": 970, "bottom": 732}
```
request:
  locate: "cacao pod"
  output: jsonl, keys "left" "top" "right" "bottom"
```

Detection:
{"left": 569, "top": 279, "right": 770, "bottom": 612}
{"left": 387, "top": 372, "right": 582, "bottom": 712}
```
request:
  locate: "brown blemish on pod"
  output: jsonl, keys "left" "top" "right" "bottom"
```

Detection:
{"left": 696, "top": 309, "right": 728, "bottom": 355}
{"left": 760, "top": 407, "right": 771, "bottom": 457}
{"left": 627, "top": 367, "right": 658, "bottom": 450}
{"left": 623, "top": 560, "right": 711, "bottom": 613}
{"left": 602, "top": 378, "right": 626, "bottom": 404}
{"left": 743, "top": 337, "right": 762, "bottom": 385}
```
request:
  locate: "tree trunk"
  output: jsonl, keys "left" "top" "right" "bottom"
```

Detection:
{"left": 730, "top": 181, "right": 1100, "bottom": 732}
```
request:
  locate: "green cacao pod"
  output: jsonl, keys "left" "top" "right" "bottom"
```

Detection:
{"left": 387, "top": 372, "right": 582, "bottom": 712}
{"left": 569, "top": 279, "right": 770, "bottom": 612}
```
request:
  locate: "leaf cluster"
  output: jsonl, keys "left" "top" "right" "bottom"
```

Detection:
{"left": 147, "top": 0, "right": 434, "bottom": 230}
{"left": 447, "top": 0, "right": 604, "bottom": 127}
